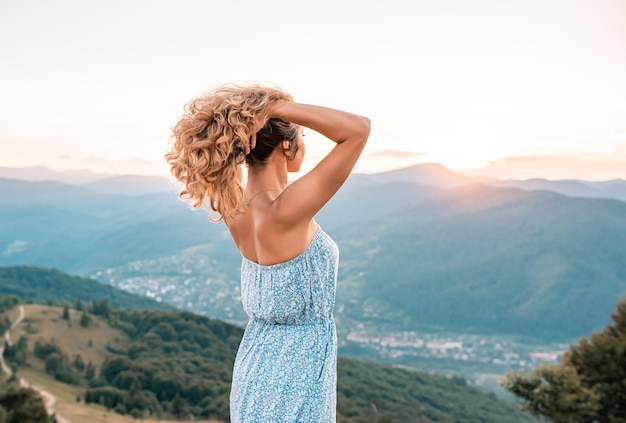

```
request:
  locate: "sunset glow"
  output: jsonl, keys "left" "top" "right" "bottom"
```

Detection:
{"left": 1, "top": 0, "right": 625, "bottom": 181}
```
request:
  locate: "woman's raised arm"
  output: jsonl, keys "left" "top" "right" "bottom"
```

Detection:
{"left": 269, "top": 102, "right": 370, "bottom": 228}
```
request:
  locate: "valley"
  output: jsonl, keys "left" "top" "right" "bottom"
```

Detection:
{"left": 1, "top": 164, "right": 625, "bottom": 417}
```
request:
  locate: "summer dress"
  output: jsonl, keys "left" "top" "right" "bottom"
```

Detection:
{"left": 230, "top": 223, "right": 338, "bottom": 423}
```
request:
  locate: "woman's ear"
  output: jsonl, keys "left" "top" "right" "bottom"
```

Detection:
{"left": 282, "top": 140, "right": 290, "bottom": 150}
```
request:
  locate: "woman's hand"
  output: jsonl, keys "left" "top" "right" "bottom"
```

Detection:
{"left": 264, "top": 101, "right": 370, "bottom": 229}
{"left": 244, "top": 133, "right": 256, "bottom": 155}
{"left": 242, "top": 95, "right": 292, "bottom": 156}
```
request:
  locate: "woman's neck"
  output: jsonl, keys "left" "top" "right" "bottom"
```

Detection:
{"left": 246, "top": 154, "right": 289, "bottom": 194}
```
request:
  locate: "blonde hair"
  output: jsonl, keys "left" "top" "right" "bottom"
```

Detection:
{"left": 166, "top": 84, "right": 293, "bottom": 222}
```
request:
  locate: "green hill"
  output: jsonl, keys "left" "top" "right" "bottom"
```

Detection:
{"left": 0, "top": 266, "right": 174, "bottom": 312}
{"left": 2, "top": 299, "right": 534, "bottom": 422}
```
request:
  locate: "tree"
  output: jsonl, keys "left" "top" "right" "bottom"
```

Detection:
{"left": 91, "top": 299, "right": 110, "bottom": 318}
{"left": 170, "top": 394, "right": 188, "bottom": 420}
{"left": 0, "top": 383, "right": 49, "bottom": 423}
{"left": 80, "top": 311, "right": 91, "bottom": 328}
{"left": 0, "top": 295, "right": 19, "bottom": 314}
{"left": 0, "top": 316, "right": 11, "bottom": 334}
{"left": 3, "top": 338, "right": 27, "bottom": 366}
{"left": 75, "top": 299, "right": 84, "bottom": 312}
{"left": 45, "top": 353, "right": 80, "bottom": 385}
{"left": 503, "top": 297, "right": 626, "bottom": 422}
{"left": 34, "top": 340, "right": 61, "bottom": 359}
{"left": 62, "top": 305, "right": 70, "bottom": 321}
{"left": 72, "top": 354, "right": 85, "bottom": 372}
{"left": 14, "top": 336, "right": 28, "bottom": 365}
{"left": 84, "top": 361, "right": 96, "bottom": 380}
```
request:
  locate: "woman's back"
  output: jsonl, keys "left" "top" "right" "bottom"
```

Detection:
{"left": 227, "top": 193, "right": 319, "bottom": 266}
{"left": 166, "top": 85, "right": 369, "bottom": 422}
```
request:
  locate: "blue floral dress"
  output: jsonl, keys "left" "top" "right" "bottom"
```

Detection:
{"left": 230, "top": 224, "right": 339, "bottom": 423}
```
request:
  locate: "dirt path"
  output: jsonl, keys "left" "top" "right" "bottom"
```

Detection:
{"left": 1, "top": 305, "right": 70, "bottom": 423}
{"left": 1, "top": 305, "right": 24, "bottom": 374}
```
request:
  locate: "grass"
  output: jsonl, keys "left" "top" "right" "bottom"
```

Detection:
{"left": 8, "top": 304, "right": 223, "bottom": 423}
{"left": 4, "top": 306, "right": 20, "bottom": 329}
{"left": 12, "top": 304, "right": 129, "bottom": 378}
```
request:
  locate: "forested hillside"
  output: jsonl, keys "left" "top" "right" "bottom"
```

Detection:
{"left": 1, "top": 297, "right": 535, "bottom": 422}
{"left": 326, "top": 181, "right": 626, "bottom": 340}
{"left": 0, "top": 266, "right": 174, "bottom": 311}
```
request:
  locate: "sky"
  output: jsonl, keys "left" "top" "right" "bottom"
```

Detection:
{"left": 1, "top": 0, "right": 625, "bottom": 181}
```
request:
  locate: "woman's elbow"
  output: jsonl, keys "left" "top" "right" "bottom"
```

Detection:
{"left": 357, "top": 116, "right": 371, "bottom": 143}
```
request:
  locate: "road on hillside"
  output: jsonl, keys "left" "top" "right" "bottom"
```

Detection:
{"left": 1, "top": 305, "right": 24, "bottom": 374}
{"left": 1, "top": 305, "right": 70, "bottom": 423}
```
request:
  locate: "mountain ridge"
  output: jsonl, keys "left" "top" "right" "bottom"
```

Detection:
{"left": 2, "top": 163, "right": 625, "bottom": 201}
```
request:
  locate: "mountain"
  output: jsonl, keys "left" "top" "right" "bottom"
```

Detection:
{"left": 0, "top": 166, "right": 113, "bottom": 184}
{"left": 365, "top": 163, "right": 626, "bottom": 202}
{"left": 0, "top": 177, "right": 231, "bottom": 270}
{"left": 327, "top": 182, "right": 626, "bottom": 340}
{"left": 367, "top": 162, "right": 473, "bottom": 188}
{"left": 0, "top": 266, "right": 174, "bottom": 311}
{"left": 81, "top": 174, "right": 177, "bottom": 195}
{"left": 0, "top": 166, "right": 176, "bottom": 196}
{"left": 480, "top": 177, "right": 626, "bottom": 202}
{"left": 0, "top": 178, "right": 108, "bottom": 206}
{"left": 1, "top": 167, "right": 625, "bottom": 343}
{"left": 4, "top": 163, "right": 625, "bottom": 201}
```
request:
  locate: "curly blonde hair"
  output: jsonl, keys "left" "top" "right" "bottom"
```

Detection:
{"left": 166, "top": 84, "right": 295, "bottom": 222}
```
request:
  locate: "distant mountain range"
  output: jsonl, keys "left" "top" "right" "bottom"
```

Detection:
{"left": 2, "top": 163, "right": 626, "bottom": 200}
{"left": 0, "top": 166, "right": 115, "bottom": 185}
{"left": 360, "top": 163, "right": 626, "bottom": 202}
{"left": 1, "top": 164, "right": 625, "bottom": 342}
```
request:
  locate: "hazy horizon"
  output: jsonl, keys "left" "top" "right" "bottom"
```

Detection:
{"left": 2, "top": 161, "right": 626, "bottom": 184}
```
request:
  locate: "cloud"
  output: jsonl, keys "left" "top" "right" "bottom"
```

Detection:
{"left": 348, "top": 149, "right": 428, "bottom": 174}
{"left": 368, "top": 149, "right": 426, "bottom": 159}
{"left": 47, "top": 155, "right": 168, "bottom": 177}
{"left": 458, "top": 154, "right": 626, "bottom": 181}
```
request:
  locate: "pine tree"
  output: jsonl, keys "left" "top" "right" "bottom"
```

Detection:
{"left": 75, "top": 299, "right": 84, "bottom": 311}
{"left": 91, "top": 299, "right": 110, "bottom": 318}
{"left": 80, "top": 311, "right": 91, "bottom": 328}
{"left": 84, "top": 361, "right": 95, "bottom": 380}
{"left": 72, "top": 354, "right": 85, "bottom": 372}
{"left": 15, "top": 336, "right": 27, "bottom": 365}
{"left": 62, "top": 305, "right": 70, "bottom": 321}
{"left": 503, "top": 297, "right": 626, "bottom": 422}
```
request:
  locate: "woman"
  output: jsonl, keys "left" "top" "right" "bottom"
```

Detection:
{"left": 166, "top": 84, "right": 370, "bottom": 422}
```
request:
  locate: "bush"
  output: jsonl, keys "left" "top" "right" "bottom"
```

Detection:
{"left": 72, "top": 354, "right": 85, "bottom": 372}
{"left": 45, "top": 353, "right": 80, "bottom": 385}
{"left": 0, "top": 383, "right": 49, "bottom": 423}
{"left": 34, "top": 340, "right": 62, "bottom": 359}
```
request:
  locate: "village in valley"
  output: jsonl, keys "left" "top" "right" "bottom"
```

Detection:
{"left": 340, "top": 320, "right": 565, "bottom": 372}
{"left": 93, "top": 263, "right": 569, "bottom": 391}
